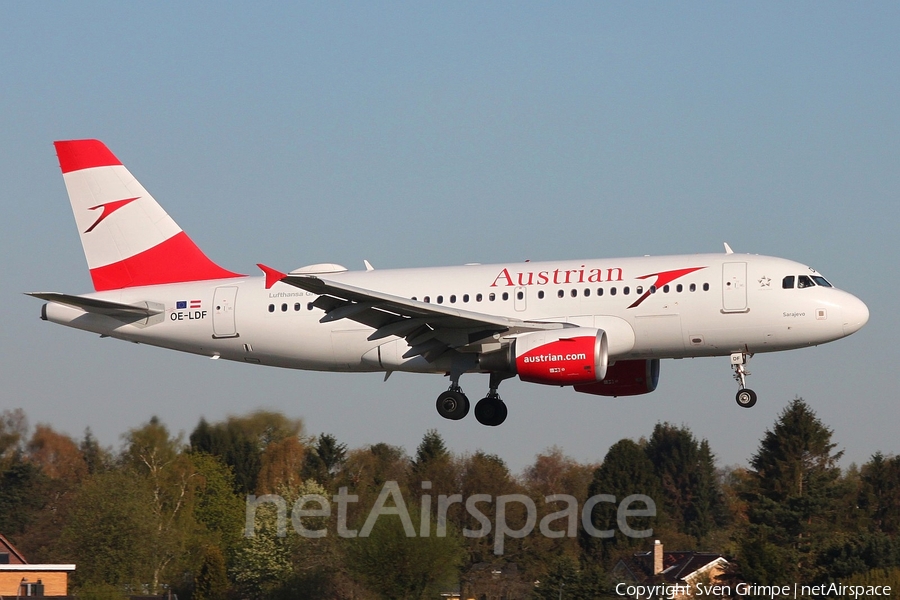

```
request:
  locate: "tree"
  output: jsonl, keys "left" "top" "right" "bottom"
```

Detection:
{"left": 302, "top": 433, "right": 347, "bottom": 487}
{"left": 645, "top": 423, "right": 726, "bottom": 542}
{"left": 859, "top": 453, "right": 900, "bottom": 536}
{"left": 58, "top": 470, "right": 156, "bottom": 589}
{"left": 27, "top": 424, "right": 88, "bottom": 481}
{"left": 194, "top": 545, "right": 230, "bottom": 600}
{"left": 231, "top": 480, "right": 329, "bottom": 599}
{"left": 0, "top": 408, "right": 27, "bottom": 469}
{"left": 123, "top": 417, "right": 202, "bottom": 594}
{"left": 80, "top": 427, "right": 112, "bottom": 474}
{"left": 738, "top": 398, "right": 845, "bottom": 583}
{"left": 190, "top": 411, "right": 305, "bottom": 494}
{"left": 581, "top": 439, "right": 662, "bottom": 564}
{"left": 343, "top": 504, "right": 465, "bottom": 600}
{"left": 256, "top": 436, "right": 306, "bottom": 494}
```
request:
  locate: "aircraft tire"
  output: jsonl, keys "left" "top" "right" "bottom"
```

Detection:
{"left": 436, "top": 390, "right": 469, "bottom": 420}
{"left": 735, "top": 388, "right": 758, "bottom": 408}
{"left": 475, "top": 397, "right": 508, "bottom": 426}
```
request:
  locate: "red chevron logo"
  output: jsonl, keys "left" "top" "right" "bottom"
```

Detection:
{"left": 84, "top": 197, "right": 139, "bottom": 233}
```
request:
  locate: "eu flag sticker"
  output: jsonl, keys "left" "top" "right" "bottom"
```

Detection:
{"left": 176, "top": 301, "right": 187, "bottom": 309}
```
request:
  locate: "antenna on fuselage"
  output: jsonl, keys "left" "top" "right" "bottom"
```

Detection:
{"left": 724, "top": 242, "right": 734, "bottom": 254}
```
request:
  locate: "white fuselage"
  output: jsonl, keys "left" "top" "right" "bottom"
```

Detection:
{"left": 42, "top": 252, "right": 869, "bottom": 375}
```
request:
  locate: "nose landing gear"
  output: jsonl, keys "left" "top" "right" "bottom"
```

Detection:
{"left": 731, "top": 351, "right": 757, "bottom": 408}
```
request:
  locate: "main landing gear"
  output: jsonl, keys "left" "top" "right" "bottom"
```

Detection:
{"left": 435, "top": 372, "right": 511, "bottom": 426}
{"left": 731, "top": 351, "right": 757, "bottom": 408}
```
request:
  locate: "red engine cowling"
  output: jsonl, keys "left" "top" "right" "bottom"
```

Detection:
{"left": 479, "top": 328, "right": 608, "bottom": 386}
{"left": 573, "top": 359, "right": 660, "bottom": 397}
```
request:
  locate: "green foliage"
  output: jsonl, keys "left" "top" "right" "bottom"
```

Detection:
{"left": 190, "top": 411, "right": 304, "bottom": 494}
{"left": 301, "top": 432, "right": 347, "bottom": 486}
{"left": 859, "top": 452, "right": 900, "bottom": 535}
{"left": 194, "top": 545, "right": 230, "bottom": 600}
{"left": 231, "top": 480, "right": 329, "bottom": 599}
{"left": 0, "top": 403, "right": 897, "bottom": 599}
{"left": 582, "top": 439, "right": 662, "bottom": 562}
{"left": 190, "top": 452, "right": 245, "bottom": 551}
{"left": 0, "top": 461, "right": 46, "bottom": 538}
{"left": 0, "top": 408, "right": 27, "bottom": 465}
{"left": 738, "top": 398, "right": 847, "bottom": 583}
{"left": 645, "top": 423, "right": 727, "bottom": 542}
{"left": 532, "top": 555, "right": 610, "bottom": 600}
{"left": 343, "top": 505, "right": 465, "bottom": 600}
{"left": 59, "top": 470, "right": 156, "bottom": 588}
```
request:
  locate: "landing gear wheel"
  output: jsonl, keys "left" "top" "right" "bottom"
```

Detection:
{"left": 436, "top": 390, "right": 469, "bottom": 420}
{"left": 735, "top": 388, "right": 757, "bottom": 409}
{"left": 474, "top": 397, "right": 508, "bottom": 426}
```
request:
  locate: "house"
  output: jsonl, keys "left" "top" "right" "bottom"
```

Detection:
{"left": 0, "top": 533, "right": 75, "bottom": 597}
{"left": 612, "top": 539, "right": 728, "bottom": 599}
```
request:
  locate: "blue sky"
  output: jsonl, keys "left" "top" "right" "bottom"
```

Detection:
{"left": 2, "top": 3, "right": 898, "bottom": 473}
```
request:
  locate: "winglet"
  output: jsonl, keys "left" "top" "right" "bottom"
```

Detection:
{"left": 257, "top": 264, "right": 287, "bottom": 289}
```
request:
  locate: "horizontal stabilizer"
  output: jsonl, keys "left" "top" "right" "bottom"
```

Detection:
{"left": 26, "top": 292, "right": 162, "bottom": 318}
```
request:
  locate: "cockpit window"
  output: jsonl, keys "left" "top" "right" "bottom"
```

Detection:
{"left": 797, "top": 275, "right": 815, "bottom": 289}
{"left": 812, "top": 276, "right": 832, "bottom": 288}
{"left": 782, "top": 276, "right": 795, "bottom": 289}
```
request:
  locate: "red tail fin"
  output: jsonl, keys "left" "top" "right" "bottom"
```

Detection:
{"left": 54, "top": 140, "right": 243, "bottom": 290}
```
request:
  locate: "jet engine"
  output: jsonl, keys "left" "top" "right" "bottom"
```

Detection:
{"left": 479, "top": 328, "right": 608, "bottom": 386}
{"left": 573, "top": 359, "right": 660, "bottom": 397}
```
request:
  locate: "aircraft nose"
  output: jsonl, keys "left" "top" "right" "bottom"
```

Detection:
{"left": 842, "top": 294, "right": 869, "bottom": 336}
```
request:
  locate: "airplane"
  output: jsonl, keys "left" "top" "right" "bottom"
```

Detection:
{"left": 28, "top": 139, "right": 870, "bottom": 426}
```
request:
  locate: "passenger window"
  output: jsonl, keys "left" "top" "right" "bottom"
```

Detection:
{"left": 650, "top": 286, "right": 657, "bottom": 294}
{"left": 797, "top": 275, "right": 815, "bottom": 289}
{"left": 294, "top": 303, "right": 301, "bottom": 311}
{"left": 558, "top": 290, "right": 565, "bottom": 298}
{"left": 516, "top": 291, "right": 524, "bottom": 300}
{"left": 268, "top": 304, "right": 275, "bottom": 313}
{"left": 411, "top": 296, "right": 417, "bottom": 301}
{"left": 703, "top": 283, "right": 709, "bottom": 291}
{"left": 437, "top": 295, "right": 444, "bottom": 304}
{"left": 570, "top": 289, "right": 577, "bottom": 298}
{"left": 663, "top": 285, "right": 670, "bottom": 293}
{"left": 489, "top": 293, "right": 496, "bottom": 301}
{"left": 463, "top": 294, "right": 469, "bottom": 302}
{"left": 538, "top": 290, "right": 545, "bottom": 299}
{"left": 584, "top": 288, "right": 590, "bottom": 297}
{"left": 281, "top": 303, "right": 288, "bottom": 312}
{"left": 424, "top": 296, "right": 431, "bottom": 303}
{"left": 610, "top": 287, "right": 617, "bottom": 296}
{"left": 623, "top": 286, "right": 630, "bottom": 295}
{"left": 500, "top": 292, "right": 507, "bottom": 301}
{"left": 476, "top": 293, "right": 483, "bottom": 302}
{"left": 597, "top": 288, "right": 604, "bottom": 296}
{"left": 676, "top": 284, "right": 683, "bottom": 293}
{"left": 307, "top": 302, "right": 314, "bottom": 310}
{"left": 636, "top": 286, "right": 643, "bottom": 294}
{"left": 449, "top": 295, "right": 456, "bottom": 303}
{"left": 689, "top": 283, "right": 696, "bottom": 292}
{"left": 782, "top": 276, "right": 795, "bottom": 289}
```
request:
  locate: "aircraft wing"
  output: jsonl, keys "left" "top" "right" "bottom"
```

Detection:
{"left": 26, "top": 292, "right": 163, "bottom": 320}
{"left": 258, "top": 264, "right": 571, "bottom": 361}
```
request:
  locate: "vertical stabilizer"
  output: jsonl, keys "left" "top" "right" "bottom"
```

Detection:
{"left": 54, "top": 139, "right": 242, "bottom": 291}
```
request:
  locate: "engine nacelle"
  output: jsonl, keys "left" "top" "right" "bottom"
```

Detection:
{"left": 573, "top": 359, "right": 660, "bottom": 397}
{"left": 479, "top": 328, "right": 608, "bottom": 386}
